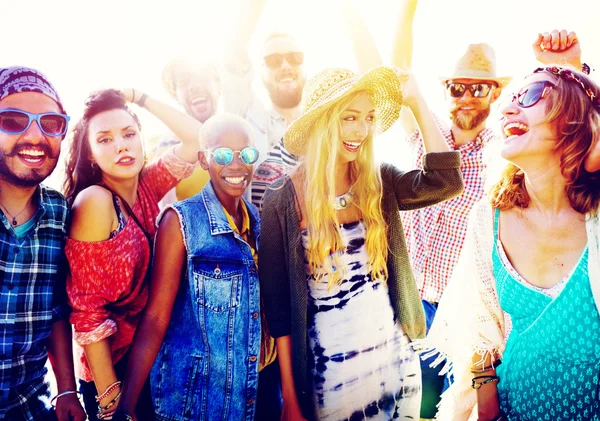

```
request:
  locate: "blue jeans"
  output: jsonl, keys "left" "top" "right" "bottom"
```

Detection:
{"left": 420, "top": 300, "right": 446, "bottom": 418}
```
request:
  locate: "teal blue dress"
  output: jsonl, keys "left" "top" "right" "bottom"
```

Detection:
{"left": 492, "top": 209, "right": 600, "bottom": 421}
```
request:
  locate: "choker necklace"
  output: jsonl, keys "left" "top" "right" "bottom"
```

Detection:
{"left": 0, "top": 195, "right": 34, "bottom": 226}
{"left": 333, "top": 187, "right": 354, "bottom": 211}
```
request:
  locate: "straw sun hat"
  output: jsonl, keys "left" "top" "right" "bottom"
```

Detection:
{"left": 439, "top": 43, "right": 512, "bottom": 88}
{"left": 284, "top": 66, "right": 403, "bottom": 156}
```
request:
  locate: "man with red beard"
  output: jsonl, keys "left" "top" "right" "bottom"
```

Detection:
{"left": 0, "top": 66, "right": 86, "bottom": 421}
{"left": 389, "top": 4, "right": 509, "bottom": 418}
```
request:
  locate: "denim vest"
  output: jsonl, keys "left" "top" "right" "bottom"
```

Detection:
{"left": 150, "top": 182, "right": 261, "bottom": 421}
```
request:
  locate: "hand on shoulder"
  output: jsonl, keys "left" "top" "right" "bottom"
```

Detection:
{"left": 69, "top": 185, "right": 118, "bottom": 242}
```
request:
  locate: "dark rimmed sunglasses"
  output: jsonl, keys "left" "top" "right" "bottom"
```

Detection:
{"left": 263, "top": 52, "right": 304, "bottom": 69}
{"left": 203, "top": 147, "right": 259, "bottom": 166}
{"left": 445, "top": 82, "right": 495, "bottom": 98}
{"left": 510, "top": 80, "right": 555, "bottom": 108}
{"left": 0, "top": 109, "right": 70, "bottom": 137}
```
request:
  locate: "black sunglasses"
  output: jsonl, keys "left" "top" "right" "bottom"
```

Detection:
{"left": 446, "top": 82, "right": 495, "bottom": 98}
{"left": 510, "top": 81, "right": 555, "bottom": 108}
{"left": 0, "top": 109, "right": 70, "bottom": 137}
{"left": 263, "top": 52, "right": 304, "bottom": 69}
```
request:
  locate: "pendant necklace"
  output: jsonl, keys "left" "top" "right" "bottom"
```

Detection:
{"left": 0, "top": 195, "right": 33, "bottom": 226}
{"left": 333, "top": 186, "right": 354, "bottom": 211}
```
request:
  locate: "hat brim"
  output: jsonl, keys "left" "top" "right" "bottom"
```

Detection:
{"left": 439, "top": 75, "right": 512, "bottom": 88}
{"left": 284, "top": 66, "right": 403, "bottom": 156}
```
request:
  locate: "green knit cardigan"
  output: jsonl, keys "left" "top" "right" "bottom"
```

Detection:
{"left": 258, "top": 151, "right": 463, "bottom": 420}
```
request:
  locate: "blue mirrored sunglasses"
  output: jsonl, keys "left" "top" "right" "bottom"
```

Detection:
{"left": 203, "top": 147, "right": 259, "bottom": 166}
{"left": 0, "top": 109, "right": 70, "bottom": 137}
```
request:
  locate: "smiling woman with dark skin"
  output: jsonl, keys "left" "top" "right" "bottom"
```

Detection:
{"left": 63, "top": 88, "right": 200, "bottom": 421}
{"left": 113, "top": 113, "right": 263, "bottom": 421}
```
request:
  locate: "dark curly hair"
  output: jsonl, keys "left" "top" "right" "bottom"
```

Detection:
{"left": 63, "top": 89, "right": 141, "bottom": 205}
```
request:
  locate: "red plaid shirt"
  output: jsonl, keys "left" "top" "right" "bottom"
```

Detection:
{"left": 400, "top": 117, "right": 496, "bottom": 303}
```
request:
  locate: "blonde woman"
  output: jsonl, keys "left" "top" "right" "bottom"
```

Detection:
{"left": 259, "top": 67, "right": 464, "bottom": 421}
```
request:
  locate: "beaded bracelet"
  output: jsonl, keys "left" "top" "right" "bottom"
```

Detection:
{"left": 50, "top": 390, "right": 81, "bottom": 407}
{"left": 96, "top": 380, "right": 122, "bottom": 402}
{"left": 471, "top": 375, "right": 499, "bottom": 389}
{"left": 98, "top": 391, "right": 122, "bottom": 412}
{"left": 97, "top": 409, "right": 116, "bottom": 420}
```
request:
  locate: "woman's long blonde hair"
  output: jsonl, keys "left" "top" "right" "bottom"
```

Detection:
{"left": 299, "top": 90, "right": 388, "bottom": 288}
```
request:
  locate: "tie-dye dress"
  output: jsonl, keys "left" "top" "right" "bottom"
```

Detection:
{"left": 302, "top": 221, "right": 421, "bottom": 421}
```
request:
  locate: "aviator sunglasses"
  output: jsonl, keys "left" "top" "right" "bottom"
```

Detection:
{"left": 446, "top": 82, "right": 495, "bottom": 98}
{"left": 203, "top": 147, "right": 259, "bottom": 166}
{"left": 0, "top": 109, "right": 70, "bottom": 137}
{"left": 509, "top": 80, "right": 554, "bottom": 108}
{"left": 263, "top": 52, "right": 304, "bottom": 69}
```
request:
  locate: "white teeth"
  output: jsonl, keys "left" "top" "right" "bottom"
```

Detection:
{"left": 279, "top": 78, "right": 294, "bottom": 82}
{"left": 19, "top": 149, "right": 45, "bottom": 157}
{"left": 504, "top": 122, "right": 530, "bottom": 137}
{"left": 225, "top": 176, "right": 246, "bottom": 184}
{"left": 343, "top": 141, "right": 361, "bottom": 148}
{"left": 192, "top": 97, "right": 208, "bottom": 104}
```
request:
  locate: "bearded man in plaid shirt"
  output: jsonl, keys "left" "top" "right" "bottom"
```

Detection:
{"left": 0, "top": 67, "right": 85, "bottom": 421}
{"left": 397, "top": 43, "right": 510, "bottom": 418}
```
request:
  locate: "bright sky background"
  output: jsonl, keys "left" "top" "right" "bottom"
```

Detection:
{"left": 3, "top": 0, "right": 600, "bottom": 188}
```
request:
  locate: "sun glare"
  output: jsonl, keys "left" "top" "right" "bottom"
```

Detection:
{"left": 3, "top": 0, "right": 600, "bottom": 187}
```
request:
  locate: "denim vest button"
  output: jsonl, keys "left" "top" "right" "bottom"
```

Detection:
{"left": 247, "top": 398, "right": 255, "bottom": 405}
{"left": 249, "top": 355, "right": 257, "bottom": 362}
{"left": 252, "top": 312, "right": 259, "bottom": 319}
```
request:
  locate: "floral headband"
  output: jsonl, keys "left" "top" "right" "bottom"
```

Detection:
{"left": 534, "top": 66, "right": 600, "bottom": 111}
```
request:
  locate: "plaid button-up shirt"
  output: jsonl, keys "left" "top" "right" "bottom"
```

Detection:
{"left": 0, "top": 185, "right": 70, "bottom": 420}
{"left": 400, "top": 118, "right": 496, "bottom": 303}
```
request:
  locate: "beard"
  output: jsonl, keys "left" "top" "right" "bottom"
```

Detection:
{"left": 264, "top": 77, "right": 305, "bottom": 109}
{"left": 0, "top": 143, "right": 59, "bottom": 187}
{"left": 450, "top": 105, "right": 491, "bottom": 130}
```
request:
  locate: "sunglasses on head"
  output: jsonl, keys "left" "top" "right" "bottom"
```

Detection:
{"left": 446, "top": 82, "right": 495, "bottom": 98}
{"left": 263, "top": 52, "right": 304, "bottom": 69}
{"left": 509, "top": 80, "right": 555, "bottom": 108}
{"left": 203, "top": 147, "right": 259, "bottom": 166}
{"left": 0, "top": 109, "right": 70, "bottom": 137}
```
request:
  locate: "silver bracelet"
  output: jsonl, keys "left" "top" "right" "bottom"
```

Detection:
{"left": 51, "top": 390, "right": 81, "bottom": 407}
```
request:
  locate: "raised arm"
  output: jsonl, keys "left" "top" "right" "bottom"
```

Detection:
{"left": 224, "top": 0, "right": 267, "bottom": 76}
{"left": 115, "top": 209, "right": 186, "bottom": 419}
{"left": 532, "top": 29, "right": 582, "bottom": 69}
{"left": 341, "top": 0, "right": 383, "bottom": 73}
{"left": 401, "top": 70, "right": 449, "bottom": 154}
{"left": 391, "top": 0, "right": 419, "bottom": 70}
{"left": 391, "top": 0, "right": 420, "bottom": 134}
{"left": 122, "top": 88, "right": 201, "bottom": 163}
